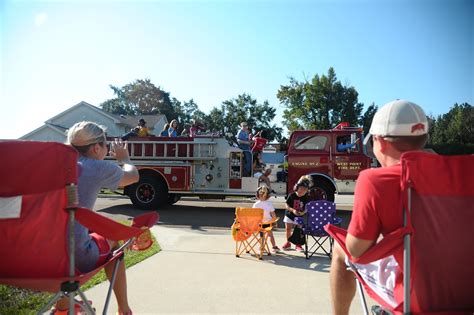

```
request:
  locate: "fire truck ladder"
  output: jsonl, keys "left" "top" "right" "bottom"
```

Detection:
{"left": 127, "top": 140, "right": 217, "bottom": 161}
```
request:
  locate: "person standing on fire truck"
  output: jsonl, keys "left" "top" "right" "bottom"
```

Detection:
{"left": 237, "top": 122, "right": 252, "bottom": 176}
{"left": 251, "top": 130, "right": 268, "bottom": 153}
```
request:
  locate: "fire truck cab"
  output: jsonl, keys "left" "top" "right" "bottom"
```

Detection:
{"left": 286, "top": 122, "right": 372, "bottom": 201}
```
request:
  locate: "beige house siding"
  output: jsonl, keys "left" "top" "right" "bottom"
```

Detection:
{"left": 48, "top": 105, "right": 120, "bottom": 136}
{"left": 21, "top": 101, "right": 168, "bottom": 142}
{"left": 21, "top": 125, "right": 66, "bottom": 142}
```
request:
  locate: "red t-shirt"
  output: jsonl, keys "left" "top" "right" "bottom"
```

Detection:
{"left": 348, "top": 164, "right": 404, "bottom": 241}
{"left": 252, "top": 137, "right": 268, "bottom": 152}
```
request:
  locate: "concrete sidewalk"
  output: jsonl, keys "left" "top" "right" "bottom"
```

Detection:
{"left": 85, "top": 223, "right": 374, "bottom": 314}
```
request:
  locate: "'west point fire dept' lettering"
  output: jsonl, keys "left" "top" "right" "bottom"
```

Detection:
{"left": 336, "top": 162, "right": 362, "bottom": 170}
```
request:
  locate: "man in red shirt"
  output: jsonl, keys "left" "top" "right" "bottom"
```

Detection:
{"left": 330, "top": 100, "right": 429, "bottom": 315}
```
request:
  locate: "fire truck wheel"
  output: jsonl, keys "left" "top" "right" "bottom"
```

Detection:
{"left": 309, "top": 181, "right": 335, "bottom": 202}
{"left": 167, "top": 194, "right": 181, "bottom": 205}
{"left": 129, "top": 176, "right": 168, "bottom": 210}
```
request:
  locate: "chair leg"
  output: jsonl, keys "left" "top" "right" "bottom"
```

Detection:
{"left": 235, "top": 232, "right": 267, "bottom": 260}
{"left": 102, "top": 255, "right": 123, "bottom": 315}
{"left": 37, "top": 284, "right": 96, "bottom": 315}
{"left": 305, "top": 235, "right": 309, "bottom": 259}
{"left": 37, "top": 291, "right": 65, "bottom": 314}
{"left": 329, "top": 237, "right": 334, "bottom": 260}
{"left": 262, "top": 232, "right": 271, "bottom": 256}
{"left": 258, "top": 232, "right": 264, "bottom": 260}
{"left": 76, "top": 289, "right": 95, "bottom": 314}
{"left": 356, "top": 277, "right": 370, "bottom": 315}
{"left": 305, "top": 236, "right": 334, "bottom": 259}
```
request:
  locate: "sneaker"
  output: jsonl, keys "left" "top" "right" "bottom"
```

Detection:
{"left": 295, "top": 245, "right": 304, "bottom": 252}
{"left": 282, "top": 242, "right": 291, "bottom": 250}
{"left": 272, "top": 246, "right": 281, "bottom": 253}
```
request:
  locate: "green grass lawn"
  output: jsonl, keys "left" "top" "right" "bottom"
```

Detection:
{"left": 0, "top": 225, "right": 160, "bottom": 315}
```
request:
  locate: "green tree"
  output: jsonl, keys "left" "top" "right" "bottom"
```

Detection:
{"left": 206, "top": 107, "right": 226, "bottom": 135}
{"left": 358, "top": 102, "right": 378, "bottom": 135}
{"left": 205, "top": 94, "right": 282, "bottom": 142}
{"left": 430, "top": 103, "right": 473, "bottom": 145}
{"left": 277, "top": 67, "right": 364, "bottom": 131}
{"left": 171, "top": 98, "right": 206, "bottom": 133}
{"left": 100, "top": 79, "right": 176, "bottom": 120}
{"left": 427, "top": 114, "right": 437, "bottom": 144}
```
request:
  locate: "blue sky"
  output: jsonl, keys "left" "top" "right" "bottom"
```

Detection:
{"left": 1, "top": 0, "right": 472, "bottom": 139}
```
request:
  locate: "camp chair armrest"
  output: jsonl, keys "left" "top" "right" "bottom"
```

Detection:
{"left": 75, "top": 208, "right": 158, "bottom": 241}
{"left": 262, "top": 216, "right": 279, "bottom": 225}
{"left": 324, "top": 223, "right": 411, "bottom": 264}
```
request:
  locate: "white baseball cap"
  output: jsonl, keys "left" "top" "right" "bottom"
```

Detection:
{"left": 364, "top": 99, "right": 428, "bottom": 145}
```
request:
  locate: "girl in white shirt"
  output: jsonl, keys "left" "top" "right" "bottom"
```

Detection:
{"left": 252, "top": 185, "right": 280, "bottom": 252}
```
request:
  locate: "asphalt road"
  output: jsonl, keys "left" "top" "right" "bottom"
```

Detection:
{"left": 94, "top": 194, "right": 355, "bottom": 230}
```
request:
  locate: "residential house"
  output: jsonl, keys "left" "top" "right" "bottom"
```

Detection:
{"left": 21, "top": 101, "right": 168, "bottom": 142}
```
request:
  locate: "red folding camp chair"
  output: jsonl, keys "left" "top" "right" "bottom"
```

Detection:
{"left": 0, "top": 140, "right": 158, "bottom": 314}
{"left": 325, "top": 152, "right": 474, "bottom": 314}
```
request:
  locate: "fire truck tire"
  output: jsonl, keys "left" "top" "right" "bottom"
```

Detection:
{"left": 167, "top": 194, "right": 181, "bottom": 205}
{"left": 309, "top": 181, "right": 335, "bottom": 202}
{"left": 129, "top": 176, "right": 168, "bottom": 210}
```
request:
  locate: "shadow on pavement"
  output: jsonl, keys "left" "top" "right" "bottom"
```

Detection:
{"left": 97, "top": 203, "right": 238, "bottom": 229}
{"left": 97, "top": 202, "right": 352, "bottom": 230}
{"left": 231, "top": 251, "right": 331, "bottom": 272}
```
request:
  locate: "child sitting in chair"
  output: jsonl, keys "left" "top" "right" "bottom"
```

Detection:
{"left": 252, "top": 185, "right": 280, "bottom": 253}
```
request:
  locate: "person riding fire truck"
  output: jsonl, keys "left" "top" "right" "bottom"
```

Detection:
{"left": 108, "top": 122, "right": 372, "bottom": 209}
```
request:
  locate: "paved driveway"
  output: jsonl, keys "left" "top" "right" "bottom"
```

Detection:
{"left": 85, "top": 194, "right": 374, "bottom": 314}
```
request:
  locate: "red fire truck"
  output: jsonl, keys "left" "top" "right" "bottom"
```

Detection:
{"left": 113, "top": 123, "right": 372, "bottom": 209}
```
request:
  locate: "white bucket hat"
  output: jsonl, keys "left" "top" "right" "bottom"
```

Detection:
{"left": 364, "top": 99, "right": 428, "bottom": 145}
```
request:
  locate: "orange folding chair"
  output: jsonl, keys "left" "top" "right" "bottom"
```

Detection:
{"left": 232, "top": 207, "right": 279, "bottom": 259}
{"left": 325, "top": 152, "right": 474, "bottom": 314}
{"left": 0, "top": 140, "right": 158, "bottom": 314}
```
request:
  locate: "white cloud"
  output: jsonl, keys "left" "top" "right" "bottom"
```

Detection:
{"left": 34, "top": 13, "right": 47, "bottom": 27}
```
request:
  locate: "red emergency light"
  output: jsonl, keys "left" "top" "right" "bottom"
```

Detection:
{"left": 333, "top": 122, "right": 350, "bottom": 130}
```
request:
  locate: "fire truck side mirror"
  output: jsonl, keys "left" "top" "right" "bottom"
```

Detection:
{"left": 350, "top": 132, "right": 360, "bottom": 152}
{"left": 350, "top": 133, "right": 357, "bottom": 145}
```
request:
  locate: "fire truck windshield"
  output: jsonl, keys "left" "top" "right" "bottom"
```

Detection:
{"left": 294, "top": 135, "right": 327, "bottom": 150}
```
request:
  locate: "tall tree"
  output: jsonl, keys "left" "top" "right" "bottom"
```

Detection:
{"left": 430, "top": 103, "right": 473, "bottom": 145}
{"left": 171, "top": 98, "right": 206, "bottom": 132}
{"left": 277, "top": 67, "right": 363, "bottom": 131}
{"left": 358, "top": 102, "right": 378, "bottom": 135}
{"left": 100, "top": 79, "right": 176, "bottom": 120}
{"left": 205, "top": 94, "right": 282, "bottom": 142}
